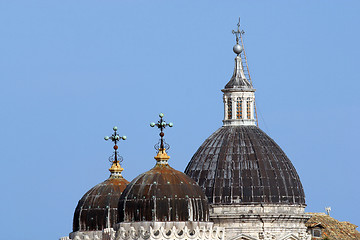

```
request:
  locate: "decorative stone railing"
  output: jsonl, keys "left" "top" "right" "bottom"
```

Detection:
{"left": 114, "top": 222, "right": 224, "bottom": 240}
{"left": 60, "top": 222, "right": 224, "bottom": 240}
{"left": 61, "top": 230, "right": 103, "bottom": 240}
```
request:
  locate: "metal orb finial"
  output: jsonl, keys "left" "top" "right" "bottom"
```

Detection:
{"left": 233, "top": 44, "right": 243, "bottom": 54}
{"left": 232, "top": 17, "right": 245, "bottom": 55}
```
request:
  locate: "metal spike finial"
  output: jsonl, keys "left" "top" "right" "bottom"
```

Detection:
{"left": 104, "top": 126, "right": 126, "bottom": 164}
{"left": 150, "top": 113, "right": 173, "bottom": 153}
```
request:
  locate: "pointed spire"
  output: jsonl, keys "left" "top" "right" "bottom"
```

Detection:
{"left": 225, "top": 18, "right": 253, "bottom": 90}
{"left": 150, "top": 113, "right": 173, "bottom": 165}
{"left": 225, "top": 55, "right": 253, "bottom": 89}
{"left": 104, "top": 126, "right": 126, "bottom": 178}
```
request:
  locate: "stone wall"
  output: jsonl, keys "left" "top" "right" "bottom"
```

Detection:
{"left": 210, "top": 204, "right": 311, "bottom": 240}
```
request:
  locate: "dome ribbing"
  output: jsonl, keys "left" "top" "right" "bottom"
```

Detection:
{"left": 73, "top": 177, "right": 129, "bottom": 231}
{"left": 118, "top": 151, "right": 209, "bottom": 223}
{"left": 185, "top": 126, "right": 305, "bottom": 205}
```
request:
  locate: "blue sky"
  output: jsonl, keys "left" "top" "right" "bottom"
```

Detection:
{"left": 0, "top": 1, "right": 359, "bottom": 239}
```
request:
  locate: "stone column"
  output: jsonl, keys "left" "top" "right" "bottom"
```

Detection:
{"left": 250, "top": 98, "right": 255, "bottom": 120}
{"left": 241, "top": 98, "right": 245, "bottom": 120}
{"left": 231, "top": 97, "right": 236, "bottom": 120}
{"left": 223, "top": 96, "right": 228, "bottom": 120}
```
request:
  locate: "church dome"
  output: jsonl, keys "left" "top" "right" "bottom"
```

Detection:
{"left": 73, "top": 126, "right": 129, "bottom": 232}
{"left": 118, "top": 149, "right": 209, "bottom": 222}
{"left": 73, "top": 176, "right": 129, "bottom": 231}
{"left": 185, "top": 126, "right": 305, "bottom": 205}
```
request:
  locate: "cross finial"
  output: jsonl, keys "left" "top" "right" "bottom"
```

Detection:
{"left": 104, "top": 126, "right": 126, "bottom": 163}
{"left": 325, "top": 206, "right": 331, "bottom": 216}
{"left": 150, "top": 113, "right": 173, "bottom": 152}
{"left": 232, "top": 17, "right": 245, "bottom": 44}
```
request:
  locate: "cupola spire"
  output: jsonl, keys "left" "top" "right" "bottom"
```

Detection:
{"left": 225, "top": 18, "right": 252, "bottom": 89}
{"left": 150, "top": 113, "right": 173, "bottom": 165}
{"left": 222, "top": 19, "right": 257, "bottom": 126}
{"left": 104, "top": 126, "right": 127, "bottom": 178}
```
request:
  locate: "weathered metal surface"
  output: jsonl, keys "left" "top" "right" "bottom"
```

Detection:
{"left": 184, "top": 126, "right": 306, "bottom": 205}
{"left": 73, "top": 177, "right": 129, "bottom": 231}
{"left": 118, "top": 164, "right": 209, "bottom": 222}
{"left": 224, "top": 56, "right": 253, "bottom": 90}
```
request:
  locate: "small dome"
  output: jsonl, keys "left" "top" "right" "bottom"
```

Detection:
{"left": 185, "top": 126, "right": 305, "bottom": 205}
{"left": 73, "top": 176, "right": 129, "bottom": 231}
{"left": 118, "top": 151, "right": 209, "bottom": 222}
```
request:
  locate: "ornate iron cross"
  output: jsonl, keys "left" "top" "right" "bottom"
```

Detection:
{"left": 232, "top": 17, "right": 245, "bottom": 44}
{"left": 150, "top": 113, "right": 173, "bottom": 152}
{"left": 104, "top": 126, "right": 126, "bottom": 163}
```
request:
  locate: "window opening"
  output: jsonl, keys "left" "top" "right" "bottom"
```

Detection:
{"left": 236, "top": 98, "right": 242, "bottom": 119}
{"left": 227, "top": 98, "right": 232, "bottom": 119}
{"left": 313, "top": 229, "right": 322, "bottom": 238}
{"left": 246, "top": 98, "right": 251, "bottom": 119}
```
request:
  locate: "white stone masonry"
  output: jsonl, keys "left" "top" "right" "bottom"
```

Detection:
{"left": 210, "top": 204, "right": 311, "bottom": 240}
{"left": 222, "top": 91, "right": 256, "bottom": 126}
{"left": 114, "top": 221, "right": 225, "bottom": 240}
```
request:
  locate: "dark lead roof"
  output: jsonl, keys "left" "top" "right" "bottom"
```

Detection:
{"left": 73, "top": 177, "right": 129, "bottom": 232}
{"left": 118, "top": 163, "right": 209, "bottom": 222}
{"left": 185, "top": 126, "right": 305, "bottom": 205}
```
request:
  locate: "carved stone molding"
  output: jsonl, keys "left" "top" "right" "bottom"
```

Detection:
{"left": 114, "top": 222, "right": 224, "bottom": 240}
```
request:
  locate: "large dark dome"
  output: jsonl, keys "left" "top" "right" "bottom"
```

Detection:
{"left": 185, "top": 126, "right": 305, "bottom": 205}
{"left": 118, "top": 155, "right": 209, "bottom": 223}
{"left": 73, "top": 176, "right": 129, "bottom": 231}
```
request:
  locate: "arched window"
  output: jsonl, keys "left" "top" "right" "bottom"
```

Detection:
{"left": 236, "top": 98, "right": 242, "bottom": 119}
{"left": 227, "top": 98, "right": 232, "bottom": 119}
{"left": 246, "top": 98, "right": 251, "bottom": 119}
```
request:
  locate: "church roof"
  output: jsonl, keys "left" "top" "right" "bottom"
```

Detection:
{"left": 118, "top": 114, "right": 209, "bottom": 223}
{"left": 73, "top": 176, "right": 129, "bottom": 231}
{"left": 185, "top": 126, "right": 305, "bottom": 205}
{"left": 306, "top": 213, "right": 360, "bottom": 240}
{"left": 73, "top": 126, "right": 129, "bottom": 232}
{"left": 118, "top": 150, "right": 209, "bottom": 222}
